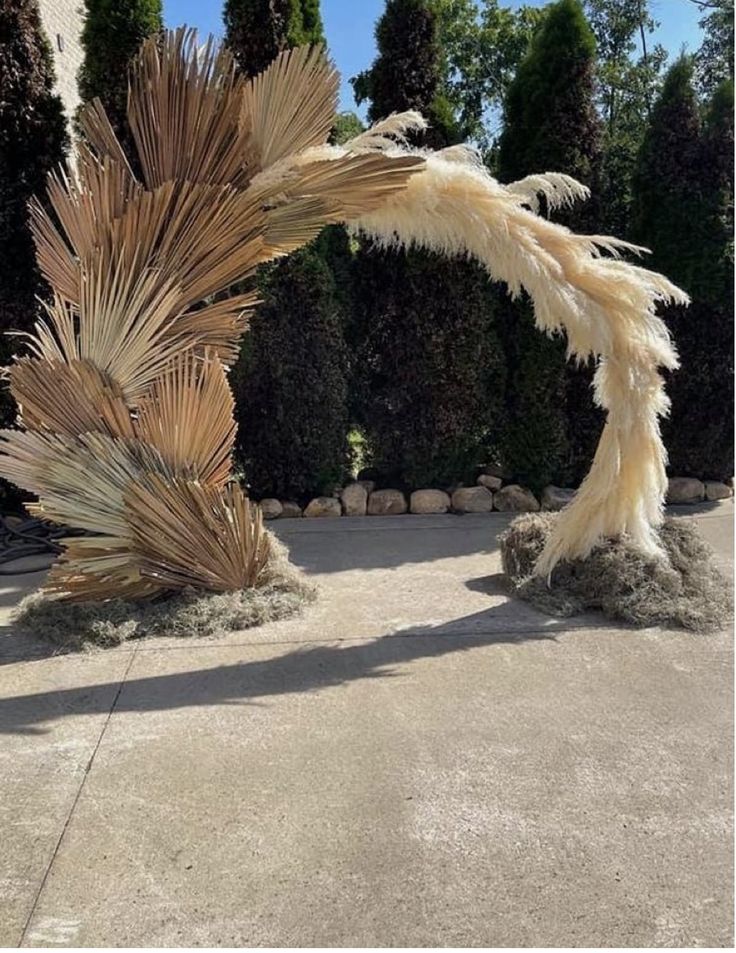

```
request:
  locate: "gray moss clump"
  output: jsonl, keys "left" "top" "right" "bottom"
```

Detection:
{"left": 500, "top": 513, "right": 733, "bottom": 632}
{"left": 14, "top": 537, "right": 316, "bottom": 650}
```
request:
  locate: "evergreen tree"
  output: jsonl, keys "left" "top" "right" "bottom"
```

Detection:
{"left": 0, "top": 0, "right": 68, "bottom": 439}
{"left": 496, "top": 0, "right": 603, "bottom": 489}
{"left": 235, "top": 253, "right": 350, "bottom": 499}
{"left": 225, "top": 0, "right": 352, "bottom": 498}
{"left": 77, "top": 0, "right": 162, "bottom": 152}
{"left": 631, "top": 58, "right": 703, "bottom": 289}
{"left": 223, "top": 0, "right": 324, "bottom": 78}
{"left": 632, "top": 60, "right": 734, "bottom": 479}
{"left": 352, "top": 0, "right": 459, "bottom": 148}
{"left": 350, "top": 0, "right": 505, "bottom": 489}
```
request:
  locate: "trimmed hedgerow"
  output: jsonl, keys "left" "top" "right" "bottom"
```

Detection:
{"left": 496, "top": 0, "right": 603, "bottom": 490}
{"left": 632, "top": 60, "right": 734, "bottom": 480}
{"left": 235, "top": 248, "right": 351, "bottom": 500}
{"left": 350, "top": 246, "right": 506, "bottom": 489}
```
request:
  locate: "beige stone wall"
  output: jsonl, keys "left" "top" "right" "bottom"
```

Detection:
{"left": 38, "top": 0, "right": 85, "bottom": 123}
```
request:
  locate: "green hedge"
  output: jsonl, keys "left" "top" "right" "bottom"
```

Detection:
{"left": 234, "top": 247, "right": 350, "bottom": 500}
{"left": 350, "top": 246, "right": 506, "bottom": 489}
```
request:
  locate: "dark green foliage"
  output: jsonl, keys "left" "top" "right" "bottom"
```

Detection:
{"left": 584, "top": 0, "right": 668, "bottom": 236}
{"left": 633, "top": 62, "right": 734, "bottom": 479}
{"left": 351, "top": 247, "right": 506, "bottom": 488}
{"left": 495, "top": 304, "right": 569, "bottom": 492}
{"left": 330, "top": 110, "right": 364, "bottom": 145}
{"left": 631, "top": 58, "right": 704, "bottom": 291}
{"left": 351, "top": 0, "right": 460, "bottom": 148}
{"left": 77, "top": 0, "right": 162, "bottom": 151}
{"left": 223, "top": 0, "right": 324, "bottom": 78}
{"left": 497, "top": 0, "right": 600, "bottom": 186}
{"left": 226, "top": 0, "right": 348, "bottom": 498}
{"left": 350, "top": 0, "right": 505, "bottom": 487}
{"left": 0, "top": 0, "right": 68, "bottom": 450}
{"left": 496, "top": 0, "right": 603, "bottom": 489}
{"left": 236, "top": 249, "right": 350, "bottom": 499}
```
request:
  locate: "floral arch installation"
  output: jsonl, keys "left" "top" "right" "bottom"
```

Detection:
{"left": 0, "top": 29, "right": 687, "bottom": 601}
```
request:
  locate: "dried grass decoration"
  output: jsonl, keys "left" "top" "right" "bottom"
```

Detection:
{"left": 0, "top": 28, "right": 702, "bottom": 624}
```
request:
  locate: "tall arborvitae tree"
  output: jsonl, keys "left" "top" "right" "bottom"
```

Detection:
{"left": 352, "top": 0, "right": 459, "bottom": 148}
{"left": 77, "top": 1, "right": 162, "bottom": 153}
{"left": 0, "top": 0, "right": 68, "bottom": 447}
{"left": 235, "top": 253, "right": 350, "bottom": 499}
{"left": 632, "top": 60, "right": 734, "bottom": 479}
{"left": 496, "top": 0, "right": 603, "bottom": 490}
{"left": 226, "top": 0, "right": 352, "bottom": 498}
{"left": 223, "top": 0, "right": 324, "bottom": 77}
{"left": 350, "top": 0, "right": 505, "bottom": 489}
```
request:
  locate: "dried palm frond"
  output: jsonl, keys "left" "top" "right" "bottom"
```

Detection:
{"left": 28, "top": 199, "right": 79, "bottom": 302}
{"left": 128, "top": 29, "right": 255, "bottom": 190}
{"left": 168, "top": 291, "right": 259, "bottom": 365}
{"left": 135, "top": 352, "right": 236, "bottom": 486}
{"left": 241, "top": 43, "right": 338, "bottom": 170}
{"left": 9, "top": 358, "right": 134, "bottom": 438}
{"left": 125, "top": 477, "right": 270, "bottom": 591}
{"left": 77, "top": 98, "right": 137, "bottom": 179}
{"left": 0, "top": 430, "right": 166, "bottom": 536}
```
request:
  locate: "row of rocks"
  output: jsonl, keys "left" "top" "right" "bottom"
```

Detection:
{"left": 260, "top": 480, "right": 562, "bottom": 520}
{"left": 666, "top": 476, "right": 733, "bottom": 504}
{"left": 258, "top": 473, "right": 732, "bottom": 520}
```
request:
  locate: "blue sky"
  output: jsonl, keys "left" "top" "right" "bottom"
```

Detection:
{"left": 165, "top": 0, "right": 705, "bottom": 115}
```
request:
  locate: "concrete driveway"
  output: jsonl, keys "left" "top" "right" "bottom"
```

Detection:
{"left": 0, "top": 504, "right": 732, "bottom": 947}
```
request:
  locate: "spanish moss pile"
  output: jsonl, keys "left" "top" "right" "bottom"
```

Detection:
{"left": 14, "top": 537, "right": 316, "bottom": 650}
{"left": 500, "top": 513, "right": 733, "bottom": 632}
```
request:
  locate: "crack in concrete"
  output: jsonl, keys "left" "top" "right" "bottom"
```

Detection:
{"left": 17, "top": 647, "right": 139, "bottom": 948}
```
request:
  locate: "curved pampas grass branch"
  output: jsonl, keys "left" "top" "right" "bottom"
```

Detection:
{"left": 0, "top": 29, "right": 687, "bottom": 601}
{"left": 334, "top": 127, "right": 687, "bottom": 574}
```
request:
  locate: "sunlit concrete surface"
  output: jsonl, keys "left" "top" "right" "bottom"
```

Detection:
{"left": 1, "top": 503, "right": 732, "bottom": 947}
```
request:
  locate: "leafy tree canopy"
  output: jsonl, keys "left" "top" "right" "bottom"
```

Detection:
{"left": 690, "top": 0, "right": 734, "bottom": 95}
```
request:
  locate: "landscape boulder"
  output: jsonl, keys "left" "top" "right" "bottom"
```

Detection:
{"left": 451, "top": 486, "right": 494, "bottom": 513}
{"left": 704, "top": 481, "right": 733, "bottom": 502}
{"left": 304, "top": 496, "right": 341, "bottom": 518}
{"left": 280, "top": 501, "right": 303, "bottom": 518}
{"left": 367, "top": 488, "right": 407, "bottom": 515}
{"left": 477, "top": 474, "right": 502, "bottom": 491}
{"left": 667, "top": 477, "right": 705, "bottom": 504}
{"left": 541, "top": 485, "right": 576, "bottom": 512}
{"left": 259, "top": 498, "right": 282, "bottom": 520}
{"left": 341, "top": 482, "right": 368, "bottom": 516}
{"left": 494, "top": 484, "right": 540, "bottom": 512}
{"left": 410, "top": 489, "right": 451, "bottom": 514}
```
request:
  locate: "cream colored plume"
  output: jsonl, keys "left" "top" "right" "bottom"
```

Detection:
{"left": 340, "top": 136, "right": 686, "bottom": 573}
{"left": 0, "top": 28, "right": 686, "bottom": 602}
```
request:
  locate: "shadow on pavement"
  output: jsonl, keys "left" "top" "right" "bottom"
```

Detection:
{"left": 0, "top": 600, "right": 577, "bottom": 735}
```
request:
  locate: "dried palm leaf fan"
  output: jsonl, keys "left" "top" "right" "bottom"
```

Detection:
{"left": 1, "top": 28, "right": 687, "bottom": 605}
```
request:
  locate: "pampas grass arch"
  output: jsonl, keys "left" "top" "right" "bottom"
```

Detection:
{"left": 0, "top": 30, "right": 688, "bottom": 604}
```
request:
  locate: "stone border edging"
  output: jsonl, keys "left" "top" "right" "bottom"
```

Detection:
{"left": 257, "top": 475, "right": 733, "bottom": 520}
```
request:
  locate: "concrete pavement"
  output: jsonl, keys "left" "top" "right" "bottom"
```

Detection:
{"left": 0, "top": 503, "right": 732, "bottom": 946}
